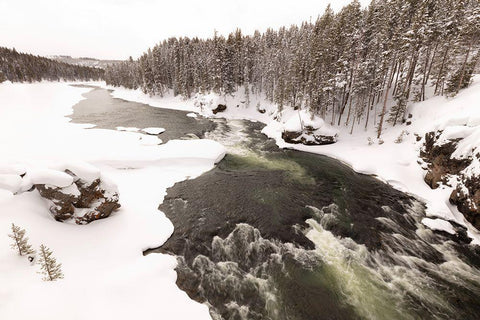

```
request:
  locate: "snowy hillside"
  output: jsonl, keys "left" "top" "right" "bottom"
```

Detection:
{"left": 49, "top": 55, "right": 121, "bottom": 69}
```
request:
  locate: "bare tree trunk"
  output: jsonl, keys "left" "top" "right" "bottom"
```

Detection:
{"left": 434, "top": 45, "right": 449, "bottom": 95}
{"left": 423, "top": 42, "right": 438, "bottom": 100}
{"left": 456, "top": 42, "right": 472, "bottom": 94}
{"left": 345, "top": 92, "right": 354, "bottom": 126}
{"left": 377, "top": 60, "right": 396, "bottom": 138}
{"left": 338, "top": 66, "right": 355, "bottom": 126}
{"left": 365, "top": 86, "right": 373, "bottom": 130}
{"left": 392, "top": 60, "right": 403, "bottom": 96}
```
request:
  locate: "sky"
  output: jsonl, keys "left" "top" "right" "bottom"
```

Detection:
{"left": 0, "top": 0, "right": 370, "bottom": 60}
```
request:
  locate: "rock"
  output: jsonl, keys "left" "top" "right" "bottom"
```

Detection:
{"left": 35, "top": 170, "right": 120, "bottom": 224}
{"left": 422, "top": 130, "right": 479, "bottom": 229}
{"left": 420, "top": 131, "right": 469, "bottom": 189}
{"left": 35, "top": 184, "right": 79, "bottom": 221}
{"left": 212, "top": 104, "right": 227, "bottom": 114}
{"left": 450, "top": 175, "right": 480, "bottom": 229}
{"left": 282, "top": 126, "right": 337, "bottom": 146}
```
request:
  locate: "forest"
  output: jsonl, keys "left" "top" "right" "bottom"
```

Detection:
{"left": 104, "top": 0, "right": 479, "bottom": 137}
{"left": 0, "top": 47, "right": 104, "bottom": 83}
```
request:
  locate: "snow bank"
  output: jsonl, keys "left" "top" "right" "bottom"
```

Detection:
{"left": 0, "top": 81, "right": 223, "bottom": 320}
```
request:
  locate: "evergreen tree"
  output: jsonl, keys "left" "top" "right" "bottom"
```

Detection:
{"left": 0, "top": 47, "right": 103, "bottom": 82}
{"left": 37, "top": 244, "right": 64, "bottom": 281}
{"left": 8, "top": 223, "right": 35, "bottom": 256}
{"left": 103, "top": 0, "right": 480, "bottom": 137}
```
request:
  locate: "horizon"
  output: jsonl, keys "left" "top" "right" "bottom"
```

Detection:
{"left": 0, "top": 0, "right": 369, "bottom": 60}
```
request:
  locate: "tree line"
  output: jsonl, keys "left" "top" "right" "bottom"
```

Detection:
{"left": 105, "top": 0, "right": 479, "bottom": 137}
{"left": 0, "top": 47, "right": 104, "bottom": 83}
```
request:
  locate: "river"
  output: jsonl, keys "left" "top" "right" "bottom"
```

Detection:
{"left": 71, "top": 86, "right": 480, "bottom": 320}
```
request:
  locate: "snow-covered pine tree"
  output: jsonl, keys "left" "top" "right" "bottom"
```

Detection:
{"left": 8, "top": 223, "right": 35, "bottom": 256}
{"left": 37, "top": 244, "right": 64, "bottom": 281}
{"left": 102, "top": 0, "right": 479, "bottom": 138}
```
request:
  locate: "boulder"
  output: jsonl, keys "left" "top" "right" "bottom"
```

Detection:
{"left": 281, "top": 110, "right": 338, "bottom": 146}
{"left": 35, "top": 170, "right": 120, "bottom": 224}
{"left": 450, "top": 175, "right": 480, "bottom": 229}
{"left": 212, "top": 104, "right": 227, "bottom": 114}
{"left": 282, "top": 126, "right": 337, "bottom": 145}
{"left": 421, "top": 130, "right": 479, "bottom": 229}
{"left": 420, "top": 131, "right": 470, "bottom": 188}
{"left": 35, "top": 184, "right": 79, "bottom": 221}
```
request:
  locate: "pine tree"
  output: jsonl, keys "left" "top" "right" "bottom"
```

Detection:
{"left": 102, "top": 0, "right": 478, "bottom": 138}
{"left": 8, "top": 223, "right": 35, "bottom": 256}
{"left": 37, "top": 244, "right": 64, "bottom": 281}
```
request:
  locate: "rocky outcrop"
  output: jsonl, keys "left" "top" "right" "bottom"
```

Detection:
{"left": 282, "top": 126, "right": 337, "bottom": 145}
{"left": 35, "top": 184, "right": 78, "bottom": 221}
{"left": 420, "top": 131, "right": 470, "bottom": 188}
{"left": 450, "top": 175, "right": 480, "bottom": 229}
{"left": 212, "top": 104, "right": 227, "bottom": 114}
{"left": 421, "top": 130, "right": 480, "bottom": 229}
{"left": 35, "top": 171, "right": 120, "bottom": 224}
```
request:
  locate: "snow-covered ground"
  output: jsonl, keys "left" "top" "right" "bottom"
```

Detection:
{"left": 103, "top": 76, "right": 480, "bottom": 243}
{"left": 0, "top": 81, "right": 225, "bottom": 319}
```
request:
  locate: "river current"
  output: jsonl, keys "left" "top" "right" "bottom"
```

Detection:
{"left": 71, "top": 86, "right": 480, "bottom": 320}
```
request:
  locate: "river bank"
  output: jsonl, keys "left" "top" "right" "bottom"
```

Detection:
{"left": 102, "top": 76, "right": 480, "bottom": 244}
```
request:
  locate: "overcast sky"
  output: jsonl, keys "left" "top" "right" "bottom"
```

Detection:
{"left": 0, "top": 0, "right": 370, "bottom": 60}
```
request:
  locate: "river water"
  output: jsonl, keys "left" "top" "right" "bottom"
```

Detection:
{"left": 71, "top": 86, "right": 480, "bottom": 320}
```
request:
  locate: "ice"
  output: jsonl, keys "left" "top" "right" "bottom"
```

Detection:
{"left": 142, "top": 127, "right": 165, "bottom": 135}
{"left": 116, "top": 126, "right": 139, "bottom": 132}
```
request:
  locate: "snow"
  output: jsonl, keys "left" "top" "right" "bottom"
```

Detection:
{"left": 0, "top": 174, "right": 23, "bottom": 193}
{"left": 103, "top": 75, "right": 480, "bottom": 243}
{"left": 421, "top": 218, "right": 456, "bottom": 235}
{"left": 0, "top": 81, "right": 225, "bottom": 320}
{"left": 54, "top": 161, "right": 101, "bottom": 183}
{"left": 27, "top": 169, "right": 74, "bottom": 188}
{"left": 186, "top": 112, "right": 198, "bottom": 118}
{"left": 142, "top": 127, "right": 165, "bottom": 135}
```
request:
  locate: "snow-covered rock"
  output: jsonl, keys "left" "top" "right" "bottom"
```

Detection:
{"left": 28, "top": 169, "right": 74, "bottom": 188}
{"left": 35, "top": 168, "right": 120, "bottom": 224}
{"left": 422, "top": 218, "right": 455, "bottom": 235}
{"left": 281, "top": 110, "right": 339, "bottom": 145}
{"left": 421, "top": 129, "right": 480, "bottom": 230}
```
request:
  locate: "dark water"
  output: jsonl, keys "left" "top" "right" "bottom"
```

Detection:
{"left": 72, "top": 86, "right": 480, "bottom": 320}
{"left": 70, "top": 86, "right": 215, "bottom": 142}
